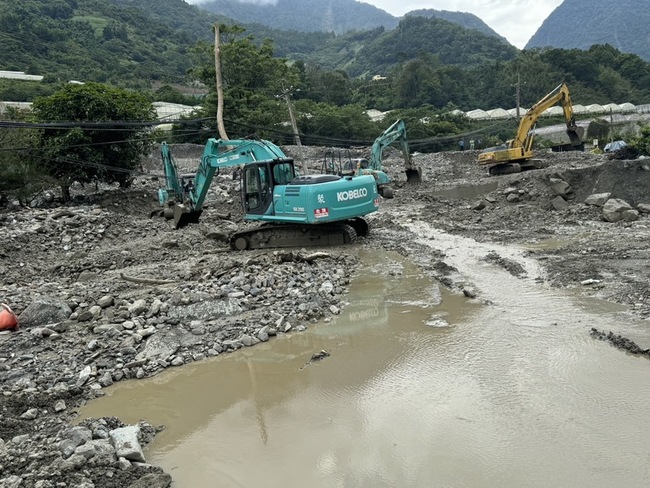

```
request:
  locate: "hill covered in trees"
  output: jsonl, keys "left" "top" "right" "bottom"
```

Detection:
{"left": 526, "top": 0, "right": 650, "bottom": 61}
{"left": 0, "top": 0, "right": 649, "bottom": 115}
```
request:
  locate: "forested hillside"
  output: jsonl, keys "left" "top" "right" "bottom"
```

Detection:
{"left": 0, "top": 0, "right": 199, "bottom": 89}
{"left": 1, "top": 0, "right": 649, "bottom": 116}
{"left": 405, "top": 9, "right": 506, "bottom": 41}
{"left": 344, "top": 16, "right": 517, "bottom": 77}
{"left": 526, "top": 0, "right": 650, "bottom": 61}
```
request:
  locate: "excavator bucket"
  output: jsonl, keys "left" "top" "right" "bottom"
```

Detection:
{"left": 567, "top": 127, "right": 584, "bottom": 148}
{"left": 405, "top": 168, "right": 422, "bottom": 184}
{"left": 173, "top": 204, "right": 202, "bottom": 229}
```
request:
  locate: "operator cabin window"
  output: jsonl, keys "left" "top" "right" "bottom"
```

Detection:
{"left": 273, "top": 162, "right": 294, "bottom": 185}
{"left": 244, "top": 166, "right": 270, "bottom": 211}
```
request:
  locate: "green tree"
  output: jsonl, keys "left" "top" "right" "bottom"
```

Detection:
{"left": 0, "top": 127, "right": 51, "bottom": 205}
{"left": 31, "top": 82, "right": 155, "bottom": 200}
{"left": 183, "top": 26, "right": 300, "bottom": 140}
{"left": 629, "top": 125, "right": 650, "bottom": 156}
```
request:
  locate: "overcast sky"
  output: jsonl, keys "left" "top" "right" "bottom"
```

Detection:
{"left": 185, "top": 0, "right": 564, "bottom": 49}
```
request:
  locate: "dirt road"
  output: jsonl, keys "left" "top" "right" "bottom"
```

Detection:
{"left": 1, "top": 145, "right": 649, "bottom": 487}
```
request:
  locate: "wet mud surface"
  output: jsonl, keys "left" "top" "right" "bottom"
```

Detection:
{"left": 1, "top": 145, "right": 649, "bottom": 486}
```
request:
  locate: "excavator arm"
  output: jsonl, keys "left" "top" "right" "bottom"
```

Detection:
{"left": 512, "top": 82, "right": 580, "bottom": 153}
{"left": 367, "top": 119, "right": 422, "bottom": 187}
{"left": 478, "top": 82, "right": 582, "bottom": 174}
{"left": 159, "top": 138, "right": 291, "bottom": 227}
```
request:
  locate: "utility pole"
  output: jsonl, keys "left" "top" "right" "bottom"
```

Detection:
{"left": 277, "top": 85, "right": 305, "bottom": 173}
{"left": 515, "top": 73, "right": 521, "bottom": 121}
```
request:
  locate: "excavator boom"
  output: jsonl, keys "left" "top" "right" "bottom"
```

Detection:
{"left": 368, "top": 119, "right": 422, "bottom": 185}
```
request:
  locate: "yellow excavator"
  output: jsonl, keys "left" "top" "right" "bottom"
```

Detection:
{"left": 478, "top": 82, "right": 583, "bottom": 175}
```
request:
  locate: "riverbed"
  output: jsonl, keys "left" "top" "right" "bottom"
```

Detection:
{"left": 79, "top": 244, "right": 650, "bottom": 488}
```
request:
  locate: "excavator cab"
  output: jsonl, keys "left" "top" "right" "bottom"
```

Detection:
{"left": 241, "top": 160, "right": 296, "bottom": 215}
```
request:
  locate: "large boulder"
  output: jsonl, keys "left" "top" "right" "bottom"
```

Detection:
{"left": 602, "top": 198, "right": 637, "bottom": 223}
{"left": 585, "top": 192, "right": 611, "bottom": 207}
{"left": 548, "top": 177, "right": 574, "bottom": 199}
{"left": 110, "top": 425, "right": 145, "bottom": 463}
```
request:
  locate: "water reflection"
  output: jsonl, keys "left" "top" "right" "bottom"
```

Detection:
{"left": 78, "top": 247, "right": 650, "bottom": 488}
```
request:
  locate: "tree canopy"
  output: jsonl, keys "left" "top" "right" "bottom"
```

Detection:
{"left": 31, "top": 82, "right": 156, "bottom": 199}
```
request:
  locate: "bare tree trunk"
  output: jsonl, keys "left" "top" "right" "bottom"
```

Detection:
{"left": 214, "top": 24, "right": 229, "bottom": 141}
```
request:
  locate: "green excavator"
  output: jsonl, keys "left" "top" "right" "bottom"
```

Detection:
{"left": 321, "top": 119, "right": 422, "bottom": 198}
{"left": 158, "top": 137, "right": 382, "bottom": 250}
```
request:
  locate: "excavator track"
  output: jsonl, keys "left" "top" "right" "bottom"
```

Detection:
{"left": 488, "top": 163, "right": 521, "bottom": 176}
{"left": 229, "top": 221, "right": 362, "bottom": 251}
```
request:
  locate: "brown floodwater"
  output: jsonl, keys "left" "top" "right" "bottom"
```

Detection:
{"left": 79, "top": 232, "right": 650, "bottom": 488}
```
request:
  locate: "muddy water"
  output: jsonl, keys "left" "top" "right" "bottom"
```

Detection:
{"left": 79, "top": 235, "right": 650, "bottom": 488}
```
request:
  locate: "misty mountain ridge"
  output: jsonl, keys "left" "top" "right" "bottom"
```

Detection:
{"left": 196, "top": 0, "right": 507, "bottom": 42}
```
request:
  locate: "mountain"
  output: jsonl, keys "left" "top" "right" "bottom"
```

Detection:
{"left": 405, "top": 9, "right": 506, "bottom": 42}
{"left": 197, "top": 0, "right": 398, "bottom": 34}
{"left": 196, "top": 0, "right": 508, "bottom": 42}
{"left": 343, "top": 16, "right": 517, "bottom": 77}
{"left": 526, "top": 0, "right": 650, "bottom": 61}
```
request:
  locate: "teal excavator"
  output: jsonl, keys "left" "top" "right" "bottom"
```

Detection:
{"left": 158, "top": 137, "right": 381, "bottom": 250}
{"left": 322, "top": 119, "right": 422, "bottom": 198}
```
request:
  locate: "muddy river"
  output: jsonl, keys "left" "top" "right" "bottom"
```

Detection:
{"left": 79, "top": 229, "right": 650, "bottom": 488}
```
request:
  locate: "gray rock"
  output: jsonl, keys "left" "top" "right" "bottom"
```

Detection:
{"left": 21, "top": 408, "right": 39, "bottom": 420}
{"left": 110, "top": 425, "right": 145, "bottom": 463}
{"left": 18, "top": 298, "right": 72, "bottom": 328}
{"left": 78, "top": 365, "right": 93, "bottom": 386}
{"left": 77, "top": 310, "right": 95, "bottom": 322}
{"left": 585, "top": 192, "right": 611, "bottom": 206}
{"left": 549, "top": 177, "right": 573, "bottom": 198}
{"left": 77, "top": 271, "right": 99, "bottom": 282}
{"left": 471, "top": 201, "right": 486, "bottom": 211}
{"left": 603, "top": 198, "right": 634, "bottom": 223}
{"left": 506, "top": 193, "right": 520, "bottom": 203}
{"left": 135, "top": 331, "right": 181, "bottom": 361}
{"left": 128, "top": 299, "right": 148, "bottom": 316}
{"left": 551, "top": 195, "right": 569, "bottom": 210}
{"left": 127, "top": 473, "right": 173, "bottom": 488}
{"left": 319, "top": 281, "right": 335, "bottom": 294}
{"left": 64, "top": 426, "right": 92, "bottom": 447}
{"left": 621, "top": 209, "right": 639, "bottom": 222}
{"left": 636, "top": 203, "right": 650, "bottom": 213}
{"left": 117, "top": 457, "right": 132, "bottom": 470}
{"left": 0, "top": 475, "right": 22, "bottom": 488}
{"left": 54, "top": 400, "right": 66, "bottom": 412}
{"left": 75, "top": 442, "right": 98, "bottom": 460}
{"left": 87, "top": 439, "right": 117, "bottom": 465}
{"left": 12, "top": 434, "right": 30, "bottom": 445}
{"left": 99, "top": 372, "right": 114, "bottom": 387}
{"left": 59, "top": 439, "right": 78, "bottom": 459}
{"left": 97, "top": 295, "right": 114, "bottom": 308}
{"left": 258, "top": 326, "right": 270, "bottom": 342}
